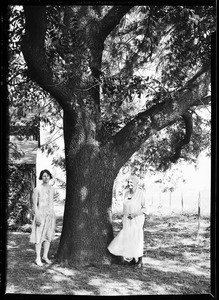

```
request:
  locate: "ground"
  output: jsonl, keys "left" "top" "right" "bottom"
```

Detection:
{"left": 5, "top": 201, "right": 211, "bottom": 296}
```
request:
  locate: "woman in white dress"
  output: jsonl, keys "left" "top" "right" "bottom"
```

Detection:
{"left": 108, "top": 175, "right": 147, "bottom": 268}
{"left": 30, "top": 169, "right": 56, "bottom": 266}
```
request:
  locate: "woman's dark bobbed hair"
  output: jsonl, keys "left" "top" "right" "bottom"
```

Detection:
{"left": 39, "top": 169, "right": 53, "bottom": 180}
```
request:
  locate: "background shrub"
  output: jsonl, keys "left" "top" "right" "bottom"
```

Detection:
{"left": 7, "top": 164, "right": 35, "bottom": 230}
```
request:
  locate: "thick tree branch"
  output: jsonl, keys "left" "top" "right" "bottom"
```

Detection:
{"left": 22, "top": 6, "right": 73, "bottom": 111}
{"left": 87, "top": 6, "right": 134, "bottom": 79}
{"left": 192, "top": 95, "right": 211, "bottom": 107}
{"left": 170, "top": 111, "right": 193, "bottom": 163}
{"left": 111, "top": 64, "right": 211, "bottom": 168}
{"left": 177, "top": 62, "right": 210, "bottom": 93}
{"left": 99, "top": 6, "right": 134, "bottom": 42}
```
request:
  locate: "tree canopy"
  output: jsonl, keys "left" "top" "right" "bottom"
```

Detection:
{"left": 8, "top": 5, "right": 214, "bottom": 171}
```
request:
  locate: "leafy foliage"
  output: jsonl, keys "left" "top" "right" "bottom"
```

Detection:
{"left": 98, "top": 6, "right": 214, "bottom": 173}
{"left": 101, "top": 5, "right": 214, "bottom": 112}
{"left": 8, "top": 6, "right": 63, "bottom": 155}
{"left": 7, "top": 5, "right": 215, "bottom": 172}
{"left": 7, "top": 164, "right": 34, "bottom": 229}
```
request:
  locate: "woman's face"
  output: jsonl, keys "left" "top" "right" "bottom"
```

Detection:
{"left": 42, "top": 172, "right": 51, "bottom": 184}
{"left": 128, "top": 179, "right": 137, "bottom": 192}
{"left": 128, "top": 177, "right": 138, "bottom": 192}
{"left": 128, "top": 179, "right": 134, "bottom": 190}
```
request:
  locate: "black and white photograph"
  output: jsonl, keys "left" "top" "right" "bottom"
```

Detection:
{"left": 1, "top": 2, "right": 216, "bottom": 297}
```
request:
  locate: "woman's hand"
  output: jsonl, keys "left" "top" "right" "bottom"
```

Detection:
{"left": 35, "top": 216, "right": 41, "bottom": 226}
{"left": 127, "top": 213, "right": 136, "bottom": 219}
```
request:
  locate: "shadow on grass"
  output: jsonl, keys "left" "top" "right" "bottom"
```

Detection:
{"left": 6, "top": 214, "right": 211, "bottom": 295}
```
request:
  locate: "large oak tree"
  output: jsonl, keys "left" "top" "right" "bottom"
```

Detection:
{"left": 8, "top": 5, "right": 215, "bottom": 266}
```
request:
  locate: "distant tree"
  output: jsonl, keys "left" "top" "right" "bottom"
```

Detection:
{"left": 7, "top": 5, "right": 215, "bottom": 266}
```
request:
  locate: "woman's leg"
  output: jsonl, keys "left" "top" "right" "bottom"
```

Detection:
{"left": 42, "top": 241, "right": 52, "bottom": 263}
{"left": 35, "top": 243, "right": 43, "bottom": 266}
{"left": 136, "top": 256, "right": 143, "bottom": 268}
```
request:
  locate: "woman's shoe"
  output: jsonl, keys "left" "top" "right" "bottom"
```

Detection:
{"left": 42, "top": 257, "right": 52, "bottom": 264}
{"left": 129, "top": 259, "right": 136, "bottom": 266}
{"left": 135, "top": 257, "right": 143, "bottom": 268}
{"left": 135, "top": 262, "right": 143, "bottom": 268}
{"left": 35, "top": 260, "right": 43, "bottom": 267}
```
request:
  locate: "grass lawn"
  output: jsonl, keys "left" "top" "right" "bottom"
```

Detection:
{"left": 5, "top": 202, "right": 211, "bottom": 296}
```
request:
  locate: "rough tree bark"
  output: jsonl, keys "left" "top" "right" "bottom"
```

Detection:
{"left": 21, "top": 5, "right": 211, "bottom": 266}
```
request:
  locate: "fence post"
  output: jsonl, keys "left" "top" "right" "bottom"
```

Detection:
{"left": 169, "top": 190, "right": 172, "bottom": 213}
{"left": 197, "top": 191, "right": 201, "bottom": 236}
{"left": 181, "top": 192, "right": 184, "bottom": 212}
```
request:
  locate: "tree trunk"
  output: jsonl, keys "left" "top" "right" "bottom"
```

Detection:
{"left": 56, "top": 110, "right": 117, "bottom": 266}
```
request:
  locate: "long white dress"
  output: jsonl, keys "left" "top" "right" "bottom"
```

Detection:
{"left": 30, "top": 184, "right": 56, "bottom": 244}
{"left": 108, "top": 188, "right": 146, "bottom": 261}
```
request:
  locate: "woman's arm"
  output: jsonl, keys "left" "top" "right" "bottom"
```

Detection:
{"left": 128, "top": 209, "right": 145, "bottom": 219}
{"left": 128, "top": 191, "right": 147, "bottom": 219}
{"left": 50, "top": 187, "right": 56, "bottom": 214}
{"left": 32, "top": 188, "right": 41, "bottom": 225}
{"left": 32, "top": 188, "right": 39, "bottom": 214}
{"left": 52, "top": 187, "right": 55, "bottom": 203}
